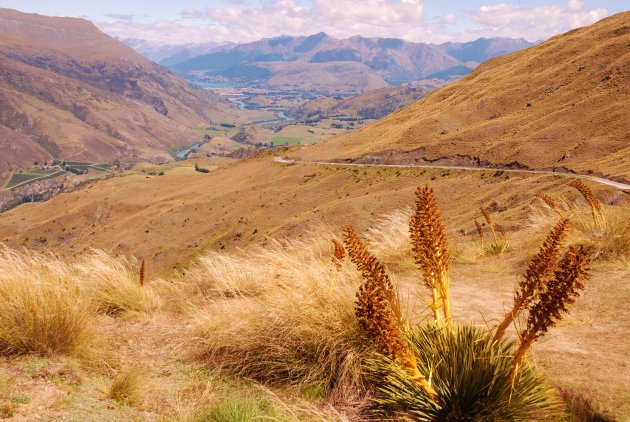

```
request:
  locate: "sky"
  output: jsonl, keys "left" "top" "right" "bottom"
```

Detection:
{"left": 0, "top": 0, "right": 625, "bottom": 45}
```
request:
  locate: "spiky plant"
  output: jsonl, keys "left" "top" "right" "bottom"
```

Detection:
{"left": 139, "top": 258, "right": 146, "bottom": 287}
{"left": 474, "top": 219, "right": 485, "bottom": 250}
{"left": 493, "top": 218, "right": 570, "bottom": 342}
{"left": 535, "top": 193, "right": 563, "bottom": 217}
{"left": 495, "top": 224, "right": 508, "bottom": 242}
{"left": 569, "top": 180, "right": 605, "bottom": 226}
{"left": 343, "top": 226, "right": 437, "bottom": 399}
{"left": 478, "top": 206, "right": 510, "bottom": 257}
{"left": 366, "top": 324, "right": 563, "bottom": 421}
{"left": 510, "top": 246, "right": 590, "bottom": 379}
{"left": 409, "top": 186, "right": 451, "bottom": 326}
{"left": 481, "top": 206, "right": 498, "bottom": 243}
{"left": 331, "top": 239, "right": 345, "bottom": 270}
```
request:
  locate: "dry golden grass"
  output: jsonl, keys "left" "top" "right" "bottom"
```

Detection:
{"left": 0, "top": 246, "right": 163, "bottom": 357}
{"left": 529, "top": 190, "right": 630, "bottom": 264}
{"left": 108, "top": 370, "right": 142, "bottom": 405}
{"left": 190, "top": 232, "right": 369, "bottom": 400}
{"left": 0, "top": 246, "right": 93, "bottom": 356}
{"left": 74, "top": 250, "right": 162, "bottom": 316}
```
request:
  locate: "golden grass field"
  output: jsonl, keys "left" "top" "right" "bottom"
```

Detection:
{"left": 0, "top": 150, "right": 628, "bottom": 420}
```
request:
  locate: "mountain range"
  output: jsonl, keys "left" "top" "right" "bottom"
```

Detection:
{"left": 298, "top": 12, "right": 630, "bottom": 181}
{"left": 164, "top": 33, "right": 535, "bottom": 92}
{"left": 0, "top": 8, "right": 232, "bottom": 177}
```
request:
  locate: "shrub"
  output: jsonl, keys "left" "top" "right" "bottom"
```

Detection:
{"left": 344, "top": 185, "right": 588, "bottom": 419}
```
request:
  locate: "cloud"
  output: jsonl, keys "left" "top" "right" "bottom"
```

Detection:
{"left": 95, "top": 0, "right": 609, "bottom": 45}
{"left": 442, "top": 14, "right": 456, "bottom": 25}
{"left": 104, "top": 13, "right": 136, "bottom": 22}
{"left": 471, "top": 0, "right": 607, "bottom": 40}
{"left": 98, "top": 0, "right": 426, "bottom": 44}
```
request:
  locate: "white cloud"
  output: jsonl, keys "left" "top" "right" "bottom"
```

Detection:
{"left": 442, "top": 14, "right": 456, "bottom": 25}
{"left": 471, "top": 0, "right": 607, "bottom": 40}
{"left": 97, "top": 0, "right": 426, "bottom": 44}
{"left": 95, "top": 0, "right": 609, "bottom": 45}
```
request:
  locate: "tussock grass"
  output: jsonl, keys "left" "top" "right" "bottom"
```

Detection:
{"left": 364, "top": 207, "right": 413, "bottom": 264}
{"left": 108, "top": 370, "right": 142, "bottom": 405}
{"left": 529, "top": 192, "right": 630, "bottom": 264}
{"left": 483, "top": 240, "right": 510, "bottom": 256}
{"left": 74, "top": 250, "right": 162, "bottom": 315}
{"left": 190, "top": 233, "right": 369, "bottom": 399}
{"left": 0, "top": 246, "right": 163, "bottom": 356}
{"left": 0, "top": 246, "right": 93, "bottom": 356}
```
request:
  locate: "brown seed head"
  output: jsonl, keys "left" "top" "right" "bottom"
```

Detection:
{"left": 480, "top": 206, "right": 494, "bottom": 227}
{"left": 139, "top": 258, "right": 146, "bottom": 287}
{"left": 525, "top": 246, "right": 590, "bottom": 340}
{"left": 343, "top": 226, "right": 407, "bottom": 355}
{"left": 409, "top": 186, "right": 450, "bottom": 291}
{"left": 474, "top": 219, "right": 484, "bottom": 242}
{"left": 569, "top": 180, "right": 605, "bottom": 224}
{"left": 495, "top": 223, "right": 508, "bottom": 241}
{"left": 535, "top": 193, "right": 559, "bottom": 210}
{"left": 331, "top": 239, "right": 345, "bottom": 269}
{"left": 343, "top": 226, "right": 402, "bottom": 324}
{"left": 517, "top": 218, "right": 570, "bottom": 305}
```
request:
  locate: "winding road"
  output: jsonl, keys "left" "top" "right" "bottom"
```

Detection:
{"left": 273, "top": 157, "right": 630, "bottom": 191}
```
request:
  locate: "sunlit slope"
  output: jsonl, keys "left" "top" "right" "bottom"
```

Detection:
{"left": 2, "top": 151, "right": 625, "bottom": 273}
{"left": 0, "top": 8, "right": 233, "bottom": 177}
{"left": 297, "top": 12, "right": 630, "bottom": 181}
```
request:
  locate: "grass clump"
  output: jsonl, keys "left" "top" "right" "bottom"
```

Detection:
{"left": 108, "top": 370, "right": 142, "bottom": 405}
{"left": 530, "top": 182, "right": 630, "bottom": 263}
{"left": 476, "top": 206, "right": 510, "bottom": 257}
{"left": 192, "top": 234, "right": 369, "bottom": 400}
{"left": 0, "top": 246, "right": 93, "bottom": 356}
{"left": 75, "top": 250, "right": 162, "bottom": 315}
{"left": 193, "top": 394, "right": 281, "bottom": 422}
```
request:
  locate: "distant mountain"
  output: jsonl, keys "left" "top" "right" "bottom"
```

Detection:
{"left": 439, "top": 37, "right": 538, "bottom": 64}
{"left": 298, "top": 12, "right": 630, "bottom": 181}
{"left": 0, "top": 8, "right": 232, "bottom": 177}
{"left": 122, "top": 38, "right": 228, "bottom": 66}
{"left": 164, "top": 33, "right": 535, "bottom": 93}
{"left": 290, "top": 86, "right": 431, "bottom": 120}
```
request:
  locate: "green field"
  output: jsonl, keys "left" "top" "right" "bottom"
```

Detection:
{"left": 2, "top": 169, "right": 67, "bottom": 189}
{"left": 269, "top": 136, "right": 302, "bottom": 145}
{"left": 64, "top": 162, "right": 113, "bottom": 172}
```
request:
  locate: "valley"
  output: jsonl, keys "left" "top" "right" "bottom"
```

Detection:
{"left": 0, "top": 5, "right": 628, "bottom": 422}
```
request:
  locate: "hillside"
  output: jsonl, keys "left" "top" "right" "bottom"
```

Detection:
{"left": 296, "top": 12, "right": 630, "bottom": 182}
{"left": 169, "top": 33, "right": 534, "bottom": 91}
{"left": 290, "top": 86, "right": 431, "bottom": 120}
{"left": 0, "top": 8, "right": 233, "bottom": 178}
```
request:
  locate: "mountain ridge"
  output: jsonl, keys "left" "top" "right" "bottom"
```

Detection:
{"left": 164, "top": 32, "right": 535, "bottom": 92}
{"left": 0, "top": 8, "right": 233, "bottom": 178}
{"left": 294, "top": 12, "right": 630, "bottom": 181}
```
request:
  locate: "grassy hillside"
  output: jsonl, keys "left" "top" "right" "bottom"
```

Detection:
{"left": 296, "top": 12, "right": 630, "bottom": 182}
{"left": 0, "top": 8, "right": 234, "bottom": 179}
{"left": 0, "top": 172, "right": 627, "bottom": 419}
{"left": 291, "top": 86, "right": 431, "bottom": 120}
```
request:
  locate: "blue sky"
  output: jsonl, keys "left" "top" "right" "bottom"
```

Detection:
{"left": 0, "top": 1, "right": 625, "bottom": 44}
